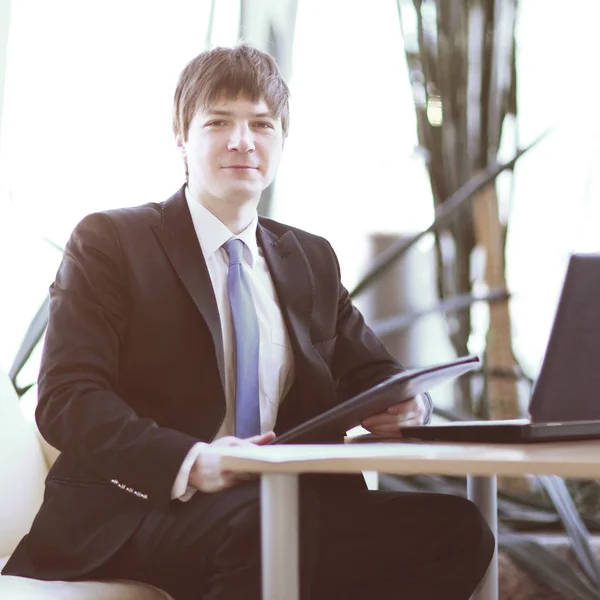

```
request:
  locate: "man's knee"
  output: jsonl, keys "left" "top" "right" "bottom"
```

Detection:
{"left": 450, "top": 496, "right": 495, "bottom": 568}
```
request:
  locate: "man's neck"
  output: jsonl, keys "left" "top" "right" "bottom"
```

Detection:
{"left": 189, "top": 185, "right": 258, "bottom": 235}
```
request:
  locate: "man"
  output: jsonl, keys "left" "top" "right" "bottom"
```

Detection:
{"left": 3, "top": 44, "right": 494, "bottom": 599}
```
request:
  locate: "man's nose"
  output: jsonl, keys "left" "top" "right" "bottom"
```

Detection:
{"left": 227, "top": 123, "right": 255, "bottom": 153}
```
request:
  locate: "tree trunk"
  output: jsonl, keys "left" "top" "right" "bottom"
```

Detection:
{"left": 472, "top": 183, "right": 520, "bottom": 419}
{"left": 473, "top": 183, "right": 529, "bottom": 492}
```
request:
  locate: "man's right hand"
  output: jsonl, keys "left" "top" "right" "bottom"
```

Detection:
{"left": 189, "top": 432, "right": 275, "bottom": 493}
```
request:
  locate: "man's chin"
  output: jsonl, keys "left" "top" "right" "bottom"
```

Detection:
{"left": 219, "top": 184, "right": 263, "bottom": 205}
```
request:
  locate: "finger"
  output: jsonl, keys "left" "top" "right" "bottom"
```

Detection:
{"left": 212, "top": 436, "right": 248, "bottom": 447}
{"left": 214, "top": 435, "right": 268, "bottom": 448}
{"left": 361, "top": 414, "right": 389, "bottom": 428}
{"left": 367, "top": 418, "right": 423, "bottom": 436}
{"left": 220, "top": 470, "right": 246, "bottom": 484}
{"left": 367, "top": 428, "right": 404, "bottom": 438}
{"left": 232, "top": 471, "right": 259, "bottom": 482}
{"left": 362, "top": 411, "right": 416, "bottom": 428}
{"left": 198, "top": 469, "right": 237, "bottom": 493}
{"left": 245, "top": 431, "right": 276, "bottom": 445}
{"left": 363, "top": 412, "right": 423, "bottom": 432}
{"left": 221, "top": 471, "right": 238, "bottom": 487}
{"left": 386, "top": 399, "right": 419, "bottom": 414}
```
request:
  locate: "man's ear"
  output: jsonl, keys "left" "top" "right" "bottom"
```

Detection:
{"left": 175, "top": 134, "right": 186, "bottom": 159}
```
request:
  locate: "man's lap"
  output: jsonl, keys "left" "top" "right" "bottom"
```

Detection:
{"left": 91, "top": 480, "right": 492, "bottom": 599}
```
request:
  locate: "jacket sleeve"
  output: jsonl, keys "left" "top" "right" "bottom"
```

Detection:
{"left": 326, "top": 242, "right": 434, "bottom": 422}
{"left": 36, "top": 212, "right": 199, "bottom": 507}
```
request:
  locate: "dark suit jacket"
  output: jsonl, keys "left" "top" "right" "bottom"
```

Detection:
{"left": 3, "top": 185, "right": 426, "bottom": 580}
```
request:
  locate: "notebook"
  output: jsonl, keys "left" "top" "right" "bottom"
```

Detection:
{"left": 270, "top": 355, "right": 480, "bottom": 445}
{"left": 399, "top": 253, "right": 600, "bottom": 443}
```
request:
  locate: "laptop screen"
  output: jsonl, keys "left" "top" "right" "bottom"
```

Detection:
{"left": 529, "top": 253, "right": 600, "bottom": 423}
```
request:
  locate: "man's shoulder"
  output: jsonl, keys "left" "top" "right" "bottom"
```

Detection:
{"left": 258, "top": 216, "right": 331, "bottom": 248}
{"left": 76, "top": 186, "right": 184, "bottom": 233}
{"left": 99, "top": 202, "right": 162, "bottom": 227}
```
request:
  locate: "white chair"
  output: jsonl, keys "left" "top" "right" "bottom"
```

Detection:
{"left": 0, "top": 369, "right": 173, "bottom": 599}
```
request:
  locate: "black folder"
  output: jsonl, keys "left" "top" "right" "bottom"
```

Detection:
{"left": 270, "top": 355, "right": 480, "bottom": 445}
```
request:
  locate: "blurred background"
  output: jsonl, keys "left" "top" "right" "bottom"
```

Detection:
{"left": 1, "top": 1, "right": 600, "bottom": 597}
{"left": 1, "top": 0, "right": 599, "bottom": 394}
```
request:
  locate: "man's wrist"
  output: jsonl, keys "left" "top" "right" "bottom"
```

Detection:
{"left": 171, "top": 441, "right": 207, "bottom": 501}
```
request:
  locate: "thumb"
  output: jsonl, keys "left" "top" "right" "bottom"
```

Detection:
{"left": 245, "top": 431, "right": 276, "bottom": 445}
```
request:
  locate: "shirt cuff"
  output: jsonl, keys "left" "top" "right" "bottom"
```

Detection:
{"left": 171, "top": 441, "right": 207, "bottom": 502}
{"left": 422, "top": 392, "right": 434, "bottom": 424}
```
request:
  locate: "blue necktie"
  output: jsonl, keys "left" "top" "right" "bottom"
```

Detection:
{"left": 223, "top": 239, "right": 261, "bottom": 438}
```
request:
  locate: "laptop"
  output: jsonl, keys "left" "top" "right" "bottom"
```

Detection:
{"left": 399, "top": 253, "right": 600, "bottom": 443}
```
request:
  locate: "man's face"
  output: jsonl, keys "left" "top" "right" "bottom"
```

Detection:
{"left": 177, "top": 95, "right": 284, "bottom": 208}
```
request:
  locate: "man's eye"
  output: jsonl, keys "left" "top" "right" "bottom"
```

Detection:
{"left": 253, "top": 122, "right": 273, "bottom": 129}
{"left": 207, "top": 120, "right": 227, "bottom": 126}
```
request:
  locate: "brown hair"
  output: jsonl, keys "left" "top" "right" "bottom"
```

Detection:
{"left": 173, "top": 44, "right": 290, "bottom": 141}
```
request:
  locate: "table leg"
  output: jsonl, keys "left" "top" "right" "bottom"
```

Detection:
{"left": 468, "top": 475, "right": 498, "bottom": 600}
{"left": 261, "top": 473, "right": 299, "bottom": 600}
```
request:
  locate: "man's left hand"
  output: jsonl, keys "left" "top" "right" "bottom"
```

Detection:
{"left": 360, "top": 395, "right": 426, "bottom": 437}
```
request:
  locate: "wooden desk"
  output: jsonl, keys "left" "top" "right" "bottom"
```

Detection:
{"left": 204, "top": 441, "right": 600, "bottom": 600}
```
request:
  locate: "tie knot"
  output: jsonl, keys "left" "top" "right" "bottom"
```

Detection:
{"left": 223, "top": 238, "right": 244, "bottom": 266}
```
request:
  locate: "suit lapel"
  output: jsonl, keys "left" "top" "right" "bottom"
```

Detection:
{"left": 258, "top": 226, "right": 313, "bottom": 361}
{"left": 258, "top": 224, "right": 336, "bottom": 415}
{"left": 151, "top": 187, "right": 226, "bottom": 392}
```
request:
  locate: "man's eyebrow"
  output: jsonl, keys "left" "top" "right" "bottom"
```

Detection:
{"left": 205, "top": 109, "right": 274, "bottom": 118}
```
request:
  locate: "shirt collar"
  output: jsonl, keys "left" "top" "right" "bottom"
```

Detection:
{"left": 185, "top": 186, "right": 259, "bottom": 266}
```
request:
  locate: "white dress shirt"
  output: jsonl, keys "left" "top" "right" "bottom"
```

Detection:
{"left": 171, "top": 188, "right": 295, "bottom": 500}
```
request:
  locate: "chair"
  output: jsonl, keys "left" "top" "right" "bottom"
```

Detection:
{"left": 0, "top": 368, "right": 173, "bottom": 599}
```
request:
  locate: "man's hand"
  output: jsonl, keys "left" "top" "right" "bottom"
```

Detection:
{"left": 189, "top": 432, "right": 275, "bottom": 493}
{"left": 360, "top": 395, "right": 426, "bottom": 438}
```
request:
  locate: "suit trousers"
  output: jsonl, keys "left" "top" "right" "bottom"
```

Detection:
{"left": 92, "top": 479, "right": 494, "bottom": 600}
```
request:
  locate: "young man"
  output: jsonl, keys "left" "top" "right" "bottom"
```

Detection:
{"left": 3, "top": 45, "right": 494, "bottom": 599}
